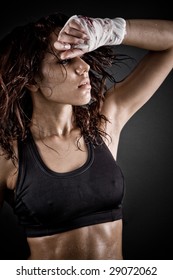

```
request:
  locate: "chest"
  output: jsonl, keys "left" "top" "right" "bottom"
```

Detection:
{"left": 14, "top": 141, "right": 124, "bottom": 226}
{"left": 33, "top": 133, "right": 89, "bottom": 173}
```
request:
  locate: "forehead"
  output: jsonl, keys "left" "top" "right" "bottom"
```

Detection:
{"left": 44, "top": 28, "right": 61, "bottom": 59}
{"left": 43, "top": 50, "right": 59, "bottom": 63}
{"left": 49, "top": 27, "right": 61, "bottom": 42}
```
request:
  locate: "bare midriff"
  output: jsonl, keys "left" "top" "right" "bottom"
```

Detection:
{"left": 27, "top": 220, "right": 123, "bottom": 260}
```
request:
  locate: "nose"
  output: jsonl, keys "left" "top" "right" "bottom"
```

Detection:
{"left": 75, "top": 57, "right": 90, "bottom": 76}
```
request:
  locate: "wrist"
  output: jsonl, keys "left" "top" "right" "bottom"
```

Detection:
{"left": 111, "top": 17, "right": 127, "bottom": 45}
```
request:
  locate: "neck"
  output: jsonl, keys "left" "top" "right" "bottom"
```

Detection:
{"left": 30, "top": 104, "right": 75, "bottom": 138}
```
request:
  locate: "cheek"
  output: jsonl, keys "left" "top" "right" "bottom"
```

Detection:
{"left": 38, "top": 65, "right": 72, "bottom": 99}
{"left": 42, "top": 64, "right": 67, "bottom": 83}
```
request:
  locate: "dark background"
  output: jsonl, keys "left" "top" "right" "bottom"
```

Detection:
{"left": 0, "top": 1, "right": 173, "bottom": 260}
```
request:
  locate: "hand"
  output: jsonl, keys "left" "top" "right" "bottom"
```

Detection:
{"left": 54, "top": 15, "right": 90, "bottom": 59}
{"left": 54, "top": 15, "right": 126, "bottom": 59}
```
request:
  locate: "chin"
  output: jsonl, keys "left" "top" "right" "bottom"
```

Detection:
{"left": 75, "top": 96, "right": 91, "bottom": 106}
{"left": 81, "top": 98, "right": 91, "bottom": 106}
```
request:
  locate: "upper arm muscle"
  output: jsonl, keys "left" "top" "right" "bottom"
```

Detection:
{"left": 103, "top": 48, "right": 173, "bottom": 131}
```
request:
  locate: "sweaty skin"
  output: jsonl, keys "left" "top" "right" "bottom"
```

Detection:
{"left": 27, "top": 221, "right": 123, "bottom": 260}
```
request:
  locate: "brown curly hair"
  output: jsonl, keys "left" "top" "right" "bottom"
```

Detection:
{"left": 0, "top": 12, "right": 129, "bottom": 163}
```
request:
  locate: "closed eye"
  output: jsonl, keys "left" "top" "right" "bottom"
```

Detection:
{"left": 58, "top": 59, "right": 72, "bottom": 65}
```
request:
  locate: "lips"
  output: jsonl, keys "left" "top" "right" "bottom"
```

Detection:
{"left": 78, "top": 78, "right": 91, "bottom": 88}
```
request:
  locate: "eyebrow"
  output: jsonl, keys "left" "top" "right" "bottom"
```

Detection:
{"left": 44, "top": 50, "right": 60, "bottom": 59}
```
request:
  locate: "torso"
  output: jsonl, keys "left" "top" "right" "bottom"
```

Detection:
{"left": 27, "top": 220, "right": 123, "bottom": 260}
{"left": 2, "top": 128, "right": 124, "bottom": 260}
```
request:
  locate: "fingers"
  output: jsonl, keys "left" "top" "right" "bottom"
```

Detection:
{"left": 65, "top": 17, "right": 88, "bottom": 34}
{"left": 53, "top": 15, "right": 90, "bottom": 59}
{"left": 58, "top": 27, "right": 88, "bottom": 45}
{"left": 53, "top": 41, "right": 71, "bottom": 50}
{"left": 59, "top": 20, "right": 88, "bottom": 39}
{"left": 58, "top": 48, "right": 85, "bottom": 59}
{"left": 57, "top": 16, "right": 89, "bottom": 46}
{"left": 59, "top": 16, "right": 89, "bottom": 39}
{"left": 53, "top": 40, "right": 88, "bottom": 59}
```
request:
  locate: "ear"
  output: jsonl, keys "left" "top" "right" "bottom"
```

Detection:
{"left": 25, "top": 83, "right": 39, "bottom": 92}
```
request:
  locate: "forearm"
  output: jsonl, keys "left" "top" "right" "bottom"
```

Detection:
{"left": 123, "top": 19, "right": 173, "bottom": 51}
{"left": 54, "top": 16, "right": 173, "bottom": 59}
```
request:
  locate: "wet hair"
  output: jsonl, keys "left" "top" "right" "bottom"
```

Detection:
{"left": 0, "top": 12, "right": 129, "bottom": 163}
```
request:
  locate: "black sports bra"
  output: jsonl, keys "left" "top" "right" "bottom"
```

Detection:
{"left": 14, "top": 132, "right": 125, "bottom": 237}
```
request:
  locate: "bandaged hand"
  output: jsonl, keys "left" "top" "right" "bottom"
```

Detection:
{"left": 55, "top": 15, "right": 126, "bottom": 55}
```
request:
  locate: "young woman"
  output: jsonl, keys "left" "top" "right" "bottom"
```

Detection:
{"left": 0, "top": 13, "right": 173, "bottom": 260}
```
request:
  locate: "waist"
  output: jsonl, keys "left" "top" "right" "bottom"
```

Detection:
{"left": 27, "top": 219, "right": 123, "bottom": 260}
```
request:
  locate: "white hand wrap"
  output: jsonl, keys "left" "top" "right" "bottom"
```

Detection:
{"left": 61, "top": 15, "right": 126, "bottom": 52}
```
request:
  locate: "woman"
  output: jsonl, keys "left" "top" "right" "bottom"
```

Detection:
{"left": 0, "top": 13, "right": 173, "bottom": 260}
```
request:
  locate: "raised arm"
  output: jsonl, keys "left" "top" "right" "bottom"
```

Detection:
{"left": 54, "top": 15, "right": 173, "bottom": 151}
{"left": 54, "top": 16, "right": 173, "bottom": 57}
{"left": 123, "top": 19, "right": 173, "bottom": 51}
{"left": 102, "top": 19, "right": 173, "bottom": 132}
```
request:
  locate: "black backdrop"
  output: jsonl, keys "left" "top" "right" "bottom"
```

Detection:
{"left": 0, "top": 1, "right": 173, "bottom": 260}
